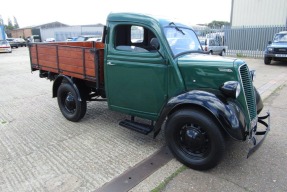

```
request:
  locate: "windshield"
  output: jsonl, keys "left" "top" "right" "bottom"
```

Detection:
{"left": 164, "top": 26, "right": 202, "bottom": 56}
{"left": 273, "top": 33, "right": 287, "bottom": 43}
{"left": 0, "top": 40, "right": 8, "bottom": 45}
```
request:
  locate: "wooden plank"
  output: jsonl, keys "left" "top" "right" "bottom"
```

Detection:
{"left": 58, "top": 47, "right": 83, "bottom": 58}
{"left": 60, "top": 64, "right": 83, "bottom": 74}
{"left": 38, "top": 54, "right": 57, "bottom": 63}
{"left": 59, "top": 57, "right": 83, "bottom": 67}
{"left": 38, "top": 60, "right": 58, "bottom": 68}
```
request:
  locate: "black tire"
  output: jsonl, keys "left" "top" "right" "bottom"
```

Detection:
{"left": 219, "top": 49, "right": 225, "bottom": 56}
{"left": 57, "top": 83, "right": 87, "bottom": 122}
{"left": 264, "top": 56, "right": 271, "bottom": 65}
{"left": 209, "top": 50, "right": 213, "bottom": 55}
{"left": 165, "top": 109, "right": 225, "bottom": 170}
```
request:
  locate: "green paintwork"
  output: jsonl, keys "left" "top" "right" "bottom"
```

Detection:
{"left": 104, "top": 13, "right": 254, "bottom": 125}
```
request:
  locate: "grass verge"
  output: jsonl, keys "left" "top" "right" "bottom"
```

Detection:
{"left": 151, "top": 165, "right": 187, "bottom": 192}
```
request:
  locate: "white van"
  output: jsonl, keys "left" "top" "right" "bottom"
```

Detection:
{"left": 200, "top": 38, "right": 226, "bottom": 56}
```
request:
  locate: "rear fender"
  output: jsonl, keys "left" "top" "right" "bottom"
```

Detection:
{"left": 154, "top": 90, "right": 247, "bottom": 140}
{"left": 52, "top": 75, "right": 82, "bottom": 101}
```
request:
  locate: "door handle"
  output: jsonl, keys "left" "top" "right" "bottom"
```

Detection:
{"left": 107, "top": 61, "right": 115, "bottom": 66}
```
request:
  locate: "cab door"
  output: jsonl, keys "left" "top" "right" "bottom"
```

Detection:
{"left": 105, "top": 24, "right": 167, "bottom": 120}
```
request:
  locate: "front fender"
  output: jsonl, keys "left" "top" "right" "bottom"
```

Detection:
{"left": 154, "top": 90, "right": 247, "bottom": 140}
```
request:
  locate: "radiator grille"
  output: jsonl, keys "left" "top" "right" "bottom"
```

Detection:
{"left": 239, "top": 64, "right": 257, "bottom": 120}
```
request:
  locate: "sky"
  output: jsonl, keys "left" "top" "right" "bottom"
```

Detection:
{"left": 0, "top": 0, "right": 232, "bottom": 28}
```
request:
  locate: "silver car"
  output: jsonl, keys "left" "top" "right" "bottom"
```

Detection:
{"left": 200, "top": 38, "right": 226, "bottom": 56}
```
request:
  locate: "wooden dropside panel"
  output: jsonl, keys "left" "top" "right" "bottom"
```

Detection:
{"left": 58, "top": 47, "right": 84, "bottom": 77}
{"left": 30, "top": 42, "right": 105, "bottom": 83}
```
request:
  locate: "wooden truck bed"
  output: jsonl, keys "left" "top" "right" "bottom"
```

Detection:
{"left": 29, "top": 41, "right": 105, "bottom": 83}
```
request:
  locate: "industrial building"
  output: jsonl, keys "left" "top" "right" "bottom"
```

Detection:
{"left": 231, "top": 0, "right": 287, "bottom": 26}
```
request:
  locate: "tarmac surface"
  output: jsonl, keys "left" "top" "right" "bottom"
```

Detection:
{"left": 0, "top": 48, "right": 287, "bottom": 192}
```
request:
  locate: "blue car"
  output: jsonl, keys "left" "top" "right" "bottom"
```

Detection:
{"left": 264, "top": 31, "right": 287, "bottom": 65}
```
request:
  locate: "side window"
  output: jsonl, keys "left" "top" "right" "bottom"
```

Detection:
{"left": 131, "top": 26, "right": 143, "bottom": 43}
{"left": 209, "top": 39, "right": 215, "bottom": 46}
{"left": 114, "top": 24, "right": 157, "bottom": 53}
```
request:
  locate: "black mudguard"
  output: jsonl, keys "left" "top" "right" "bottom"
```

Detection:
{"left": 154, "top": 90, "right": 247, "bottom": 140}
{"left": 52, "top": 75, "right": 82, "bottom": 102}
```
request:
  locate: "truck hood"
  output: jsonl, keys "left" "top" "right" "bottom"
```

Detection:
{"left": 268, "top": 42, "right": 287, "bottom": 48}
{"left": 177, "top": 53, "right": 244, "bottom": 91}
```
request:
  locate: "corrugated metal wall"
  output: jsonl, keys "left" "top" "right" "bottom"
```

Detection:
{"left": 231, "top": 0, "right": 287, "bottom": 26}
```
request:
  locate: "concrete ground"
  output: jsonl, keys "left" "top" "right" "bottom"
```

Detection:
{"left": 0, "top": 48, "right": 287, "bottom": 192}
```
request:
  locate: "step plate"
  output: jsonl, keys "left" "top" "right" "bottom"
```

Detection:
{"left": 119, "top": 119, "right": 153, "bottom": 135}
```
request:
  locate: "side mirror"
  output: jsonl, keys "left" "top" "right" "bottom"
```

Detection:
{"left": 268, "top": 41, "right": 272, "bottom": 45}
{"left": 150, "top": 38, "right": 166, "bottom": 63}
{"left": 150, "top": 38, "right": 160, "bottom": 50}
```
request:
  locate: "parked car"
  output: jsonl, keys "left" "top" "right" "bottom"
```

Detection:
{"left": 66, "top": 37, "right": 78, "bottom": 41}
{"left": 0, "top": 40, "right": 12, "bottom": 53}
{"left": 45, "top": 38, "right": 56, "bottom": 42}
{"left": 6, "top": 38, "right": 19, "bottom": 48}
{"left": 76, "top": 35, "right": 99, "bottom": 42}
{"left": 14, "top": 38, "right": 27, "bottom": 47}
{"left": 200, "top": 38, "right": 226, "bottom": 56}
{"left": 86, "top": 37, "right": 102, "bottom": 42}
{"left": 264, "top": 31, "right": 287, "bottom": 65}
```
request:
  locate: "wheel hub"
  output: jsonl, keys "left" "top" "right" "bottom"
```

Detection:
{"left": 183, "top": 128, "right": 205, "bottom": 150}
{"left": 65, "top": 93, "right": 76, "bottom": 111}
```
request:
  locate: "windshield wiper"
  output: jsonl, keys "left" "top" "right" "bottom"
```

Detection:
{"left": 169, "top": 22, "right": 185, "bottom": 35}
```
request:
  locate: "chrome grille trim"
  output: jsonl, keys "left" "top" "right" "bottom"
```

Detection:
{"left": 239, "top": 64, "right": 257, "bottom": 121}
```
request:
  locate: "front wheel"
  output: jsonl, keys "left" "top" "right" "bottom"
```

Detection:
{"left": 264, "top": 56, "right": 271, "bottom": 65}
{"left": 57, "top": 83, "right": 87, "bottom": 122}
{"left": 165, "top": 109, "right": 225, "bottom": 170}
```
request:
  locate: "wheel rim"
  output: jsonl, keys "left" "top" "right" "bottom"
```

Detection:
{"left": 176, "top": 123, "right": 211, "bottom": 158}
{"left": 63, "top": 92, "right": 76, "bottom": 113}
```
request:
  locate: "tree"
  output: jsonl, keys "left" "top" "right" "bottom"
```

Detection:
{"left": 6, "top": 17, "right": 14, "bottom": 30}
{"left": 0, "top": 15, "right": 3, "bottom": 25}
{"left": 13, "top": 16, "right": 19, "bottom": 29}
{"left": 207, "top": 20, "right": 230, "bottom": 28}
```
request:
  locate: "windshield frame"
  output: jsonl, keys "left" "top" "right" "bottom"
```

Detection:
{"left": 162, "top": 25, "right": 204, "bottom": 58}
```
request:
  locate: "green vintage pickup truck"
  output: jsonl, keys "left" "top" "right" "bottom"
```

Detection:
{"left": 29, "top": 13, "right": 270, "bottom": 170}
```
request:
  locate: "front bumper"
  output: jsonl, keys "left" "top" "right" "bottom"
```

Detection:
{"left": 265, "top": 53, "right": 287, "bottom": 59}
{"left": 247, "top": 112, "right": 270, "bottom": 158}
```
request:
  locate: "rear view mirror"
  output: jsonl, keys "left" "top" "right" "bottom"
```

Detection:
{"left": 150, "top": 38, "right": 159, "bottom": 50}
{"left": 268, "top": 41, "right": 272, "bottom": 44}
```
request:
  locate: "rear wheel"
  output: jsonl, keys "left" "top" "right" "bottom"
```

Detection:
{"left": 219, "top": 49, "right": 225, "bottom": 56}
{"left": 57, "top": 83, "right": 87, "bottom": 122}
{"left": 165, "top": 109, "right": 225, "bottom": 170}
{"left": 264, "top": 56, "right": 271, "bottom": 65}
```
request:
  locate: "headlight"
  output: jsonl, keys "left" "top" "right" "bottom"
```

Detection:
{"left": 267, "top": 47, "right": 273, "bottom": 52}
{"left": 220, "top": 81, "right": 241, "bottom": 99}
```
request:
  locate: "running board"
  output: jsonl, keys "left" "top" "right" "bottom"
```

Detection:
{"left": 119, "top": 119, "right": 153, "bottom": 135}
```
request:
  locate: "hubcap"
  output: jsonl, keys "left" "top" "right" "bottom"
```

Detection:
{"left": 64, "top": 93, "right": 76, "bottom": 112}
{"left": 178, "top": 124, "right": 210, "bottom": 157}
{"left": 184, "top": 128, "right": 205, "bottom": 150}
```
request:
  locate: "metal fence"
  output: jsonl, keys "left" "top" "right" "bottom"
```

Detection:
{"left": 194, "top": 25, "right": 287, "bottom": 58}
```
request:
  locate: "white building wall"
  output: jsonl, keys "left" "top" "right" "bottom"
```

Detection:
{"left": 231, "top": 0, "right": 287, "bottom": 26}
